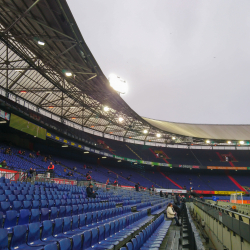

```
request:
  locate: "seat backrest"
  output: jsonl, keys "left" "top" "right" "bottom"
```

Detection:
{"left": 18, "top": 209, "right": 30, "bottom": 225}
{"left": 98, "top": 226, "right": 105, "bottom": 241}
{"left": 17, "top": 195, "right": 24, "bottom": 201}
{"left": 41, "top": 220, "right": 53, "bottom": 239}
{"left": 126, "top": 242, "right": 133, "bottom": 250}
{"left": 0, "top": 228, "right": 8, "bottom": 249}
{"left": 0, "top": 201, "right": 10, "bottom": 214}
{"left": 9, "top": 195, "right": 16, "bottom": 203}
{"left": 104, "top": 223, "right": 110, "bottom": 238}
{"left": 72, "top": 205, "right": 78, "bottom": 215}
{"left": 30, "top": 209, "right": 40, "bottom": 223}
{"left": 44, "top": 242, "right": 58, "bottom": 250}
{"left": 132, "top": 238, "right": 138, "bottom": 250}
{"left": 59, "top": 238, "right": 72, "bottom": 250}
{"left": 50, "top": 207, "right": 58, "bottom": 220}
{"left": 71, "top": 215, "right": 79, "bottom": 230}
{"left": 23, "top": 200, "right": 32, "bottom": 210}
{"left": 59, "top": 206, "right": 66, "bottom": 218}
{"left": 92, "top": 212, "right": 97, "bottom": 223}
{"left": 48, "top": 200, "right": 54, "bottom": 208}
{"left": 83, "top": 230, "right": 91, "bottom": 249}
{"left": 77, "top": 204, "right": 83, "bottom": 214}
{"left": 41, "top": 208, "right": 49, "bottom": 222}
{"left": 41, "top": 200, "right": 48, "bottom": 208}
{"left": 79, "top": 214, "right": 86, "bottom": 228}
{"left": 72, "top": 234, "right": 82, "bottom": 250}
{"left": 65, "top": 206, "right": 72, "bottom": 216}
{"left": 27, "top": 222, "right": 40, "bottom": 244}
{"left": 86, "top": 212, "right": 92, "bottom": 225}
{"left": 12, "top": 201, "right": 22, "bottom": 212}
{"left": 83, "top": 204, "right": 87, "bottom": 213}
{"left": 10, "top": 225, "right": 27, "bottom": 249}
{"left": 32, "top": 200, "right": 40, "bottom": 209}
{"left": 63, "top": 217, "right": 71, "bottom": 233}
{"left": 110, "top": 221, "right": 115, "bottom": 235}
{"left": 53, "top": 218, "right": 63, "bottom": 235}
{"left": 4, "top": 210, "right": 17, "bottom": 229}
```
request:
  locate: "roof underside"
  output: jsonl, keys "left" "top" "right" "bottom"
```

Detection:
{"left": 0, "top": 0, "right": 248, "bottom": 145}
{"left": 143, "top": 117, "right": 250, "bottom": 140}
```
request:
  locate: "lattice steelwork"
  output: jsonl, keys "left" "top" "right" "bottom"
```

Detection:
{"left": 0, "top": 0, "right": 205, "bottom": 145}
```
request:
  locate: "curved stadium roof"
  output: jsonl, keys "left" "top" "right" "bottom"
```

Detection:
{"left": 0, "top": 0, "right": 249, "bottom": 145}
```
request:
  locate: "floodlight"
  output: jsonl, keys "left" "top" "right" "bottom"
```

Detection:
{"left": 108, "top": 74, "right": 128, "bottom": 94}
{"left": 206, "top": 140, "right": 210, "bottom": 144}
{"left": 65, "top": 72, "right": 72, "bottom": 77}
{"left": 118, "top": 160, "right": 122, "bottom": 162}
{"left": 143, "top": 130, "right": 148, "bottom": 134}
{"left": 62, "top": 144, "right": 68, "bottom": 147}
{"left": 118, "top": 117, "right": 124, "bottom": 122}
{"left": 134, "top": 163, "right": 137, "bottom": 164}
{"left": 38, "top": 40, "right": 45, "bottom": 46}
{"left": 102, "top": 157, "right": 107, "bottom": 159}
{"left": 103, "top": 106, "right": 110, "bottom": 112}
{"left": 240, "top": 141, "right": 244, "bottom": 145}
{"left": 84, "top": 151, "right": 89, "bottom": 154}
{"left": 172, "top": 136, "right": 176, "bottom": 140}
{"left": 227, "top": 141, "right": 232, "bottom": 144}
{"left": 156, "top": 133, "right": 161, "bottom": 138}
{"left": 0, "top": 121, "right": 7, "bottom": 124}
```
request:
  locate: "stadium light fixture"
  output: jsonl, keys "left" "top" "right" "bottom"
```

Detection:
{"left": 65, "top": 72, "right": 72, "bottom": 77}
{"left": 118, "top": 160, "right": 122, "bottom": 162}
{"left": 103, "top": 106, "right": 110, "bottom": 112}
{"left": 172, "top": 136, "right": 176, "bottom": 140}
{"left": 108, "top": 74, "right": 128, "bottom": 94}
{"left": 240, "top": 141, "right": 244, "bottom": 145}
{"left": 143, "top": 130, "right": 148, "bottom": 134}
{"left": 38, "top": 40, "right": 45, "bottom": 46}
{"left": 0, "top": 121, "right": 7, "bottom": 124}
{"left": 227, "top": 141, "right": 232, "bottom": 144}
{"left": 118, "top": 117, "right": 124, "bottom": 122}
{"left": 102, "top": 157, "right": 107, "bottom": 159}
{"left": 206, "top": 140, "right": 210, "bottom": 144}
{"left": 134, "top": 163, "right": 137, "bottom": 164}
{"left": 156, "top": 133, "right": 161, "bottom": 138}
{"left": 62, "top": 144, "right": 68, "bottom": 147}
{"left": 84, "top": 151, "right": 89, "bottom": 154}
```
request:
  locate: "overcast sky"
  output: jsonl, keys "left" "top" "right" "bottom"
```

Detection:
{"left": 68, "top": 0, "right": 250, "bottom": 124}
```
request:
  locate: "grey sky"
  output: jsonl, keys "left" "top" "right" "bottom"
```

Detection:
{"left": 68, "top": 0, "right": 250, "bottom": 124}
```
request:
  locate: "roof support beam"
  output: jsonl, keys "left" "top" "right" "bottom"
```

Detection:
{"left": 3, "top": 0, "right": 41, "bottom": 34}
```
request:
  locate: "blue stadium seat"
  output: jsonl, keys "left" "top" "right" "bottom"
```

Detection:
{"left": 23, "top": 200, "right": 32, "bottom": 210}
{"left": 44, "top": 243, "right": 58, "bottom": 250}
{"left": 59, "top": 206, "right": 66, "bottom": 218}
{"left": 11, "top": 225, "right": 44, "bottom": 249}
{"left": 55, "top": 200, "right": 61, "bottom": 207}
{"left": 0, "top": 201, "right": 10, "bottom": 215}
{"left": 41, "top": 221, "right": 58, "bottom": 243}
{"left": 0, "top": 228, "right": 8, "bottom": 250}
{"left": 72, "top": 205, "right": 78, "bottom": 215}
{"left": 41, "top": 208, "right": 49, "bottom": 222}
{"left": 4, "top": 210, "right": 17, "bottom": 233}
{"left": 48, "top": 200, "right": 54, "bottom": 209}
{"left": 32, "top": 200, "right": 40, "bottom": 209}
{"left": 18, "top": 209, "right": 30, "bottom": 226}
{"left": 12, "top": 200, "right": 22, "bottom": 212}
{"left": 72, "top": 234, "right": 82, "bottom": 250}
{"left": 14, "top": 190, "right": 20, "bottom": 196}
{"left": 0, "top": 195, "right": 6, "bottom": 202}
{"left": 30, "top": 209, "right": 40, "bottom": 223}
{"left": 59, "top": 238, "right": 72, "bottom": 250}
{"left": 78, "top": 204, "right": 83, "bottom": 214}
{"left": 65, "top": 206, "right": 72, "bottom": 217}
{"left": 41, "top": 200, "right": 48, "bottom": 208}
{"left": 53, "top": 218, "right": 63, "bottom": 239}
{"left": 50, "top": 207, "right": 58, "bottom": 220}
{"left": 26, "top": 195, "right": 33, "bottom": 201}
{"left": 27, "top": 222, "right": 51, "bottom": 247}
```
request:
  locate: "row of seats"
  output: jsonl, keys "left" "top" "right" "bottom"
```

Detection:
{"left": 0, "top": 198, "right": 116, "bottom": 213}
{"left": 122, "top": 214, "right": 171, "bottom": 250}
{"left": 0, "top": 206, "right": 151, "bottom": 250}
{"left": 1, "top": 206, "right": 133, "bottom": 233}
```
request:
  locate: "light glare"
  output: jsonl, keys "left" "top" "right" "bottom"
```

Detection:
{"left": 38, "top": 41, "right": 45, "bottom": 46}
{"left": 143, "top": 130, "right": 148, "bottom": 134}
{"left": 206, "top": 140, "right": 210, "bottom": 143}
{"left": 103, "top": 106, "right": 110, "bottom": 112}
{"left": 118, "top": 117, "right": 124, "bottom": 122}
{"left": 65, "top": 72, "right": 72, "bottom": 77}
{"left": 108, "top": 74, "right": 128, "bottom": 94}
{"left": 227, "top": 141, "right": 231, "bottom": 144}
{"left": 156, "top": 133, "right": 161, "bottom": 138}
{"left": 240, "top": 141, "right": 244, "bottom": 145}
